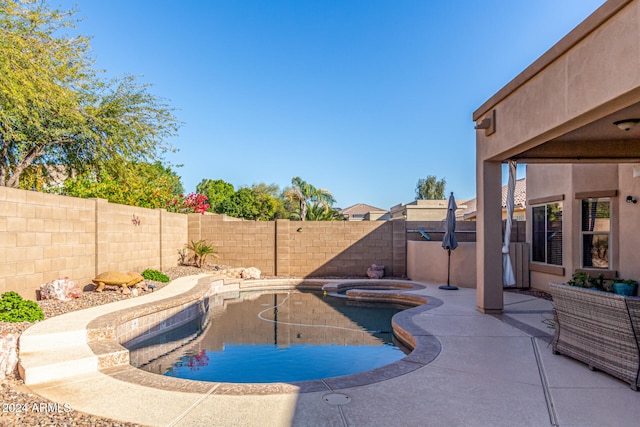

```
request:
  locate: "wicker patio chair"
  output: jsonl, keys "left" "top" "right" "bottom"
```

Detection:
{"left": 549, "top": 282, "right": 640, "bottom": 391}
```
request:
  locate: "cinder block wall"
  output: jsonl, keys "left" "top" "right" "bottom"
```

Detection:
{"left": 1, "top": 187, "right": 96, "bottom": 298}
{"left": 189, "top": 214, "right": 277, "bottom": 275}
{"left": 0, "top": 187, "right": 187, "bottom": 299}
{"left": 192, "top": 214, "right": 403, "bottom": 278}
{"left": 1, "top": 186, "right": 531, "bottom": 299}
{"left": 286, "top": 220, "right": 394, "bottom": 277}
{"left": 161, "top": 210, "right": 189, "bottom": 270}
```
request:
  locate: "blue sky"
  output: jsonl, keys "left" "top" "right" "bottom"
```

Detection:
{"left": 56, "top": 0, "right": 606, "bottom": 210}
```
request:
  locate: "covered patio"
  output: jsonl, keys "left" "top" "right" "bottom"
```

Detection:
{"left": 474, "top": 0, "right": 640, "bottom": 313}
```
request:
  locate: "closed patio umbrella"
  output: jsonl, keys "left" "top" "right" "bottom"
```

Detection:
{"left": 440, "top": 192, "right": 459, "bottom": 290}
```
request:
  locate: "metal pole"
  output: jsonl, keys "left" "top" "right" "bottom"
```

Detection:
{"left": 439, "top": 248, "right": 459, "bottom": 290}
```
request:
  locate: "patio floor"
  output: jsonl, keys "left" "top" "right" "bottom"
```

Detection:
{"left": 18, "top": 277, "right": 640, "bottom": 427}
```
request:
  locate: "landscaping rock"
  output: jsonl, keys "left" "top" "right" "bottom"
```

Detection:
{"left": 241, "top": 267, "right": 261, "bottom": 280}
{"left": 0, "top": 333, "right": 18, "bottom": 380}
{"left": 367, "top": 264, "right": 385, "bottom": 279}
{"left": 40, "top": 278, "right": 82, "bottom": 301}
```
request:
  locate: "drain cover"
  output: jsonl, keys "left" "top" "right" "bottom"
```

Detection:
{"left": 322, "top": 393, "right": 352, "bottom": 406}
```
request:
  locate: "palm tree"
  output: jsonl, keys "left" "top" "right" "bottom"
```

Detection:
{"left": 284, "top": 177, "right": 336, "bottom": 221}
{"left": 306, "top": 202, "right": 338, "bottom": 221}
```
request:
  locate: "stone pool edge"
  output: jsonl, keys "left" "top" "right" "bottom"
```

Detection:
{"left": 21, "top": 275, "right": 443, "bottom": 396}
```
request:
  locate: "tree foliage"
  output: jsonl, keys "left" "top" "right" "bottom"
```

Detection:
{"left": 415, "top": 175, "right": 446, "bottom": 200}
{"left": 56, "top": 162, "right": 183, "bottom": 209}
{"left": 196, "top": 179, "right": 287, "bottom": 220}
{"left": 305, "top": 202, "right": 339, "bottom": 221}
{"left": 284, "top": 177, "right": 336, "bottom": 221}
{"left": 0, "top": 0, "right": 178, "bottom": 188}
{"left": 196, "top": 178, "right": 235, "bottom": 213}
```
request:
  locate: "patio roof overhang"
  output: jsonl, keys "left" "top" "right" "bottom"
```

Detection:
{"left": 474, "top": 0, "right": 640, "bottom": 313}
{"left": 499, "top": 100, "right": 640, "bottom": 163}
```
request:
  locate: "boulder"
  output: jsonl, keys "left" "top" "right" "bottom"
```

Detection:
{"left": 0, "top": 333, "right": 18, "bottom": 380}
{"left": 241, "top": 267, "right": 261, "bottom": 280}
{"left": 367, "top": 264, "right": 385, "bottom": 279}
{"left": 40, "top": 277, "right": 82, "bottom": 301}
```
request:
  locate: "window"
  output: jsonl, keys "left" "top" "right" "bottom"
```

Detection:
{"left": 581, "top": 198, "right": 610, "bottom": 269}
{"left": 532, "top": 202, "right": 563, "bottom": 265}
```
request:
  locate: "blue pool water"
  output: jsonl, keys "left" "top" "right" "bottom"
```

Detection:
{"left": 129, "top": 291, "right": 407, "bottom": 383}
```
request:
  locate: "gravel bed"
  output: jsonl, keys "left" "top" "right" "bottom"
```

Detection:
{"left": 0, "top": 265, "right": 207, "bottom": 427}
{"left": 504, "top": 287, "right": 553, "bottom": 301}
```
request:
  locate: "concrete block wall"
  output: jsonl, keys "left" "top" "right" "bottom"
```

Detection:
{"left": 0, "top": 187, "right": 96, "bottom": 298}
{"left": 286, "top": 220, "right": 394, "bottom": 277}
{"left": 192, "top": 214, "right": 401, "bottom": 278}
{"left": 95, "top": 199, "right": 159, "bottom": 273}
{"left": 1, "top": 186, "right": 531, "bottom": 299}
{"left": 190, "top": 214, "right": 277, "bottom": 275}
{"left": 161, "top": 210, "right": 189, "bottom": 270}
{"left": 0, "top": 187, "right": 187, "bottom": 299}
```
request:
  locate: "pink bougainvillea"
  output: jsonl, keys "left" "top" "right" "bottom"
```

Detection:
{"left": 167, "top": 193, "right": 210, "bottom": 214}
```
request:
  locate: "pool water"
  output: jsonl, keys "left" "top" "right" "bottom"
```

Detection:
{"left": 128, "top": 291, "right": 407, "bottom": 383}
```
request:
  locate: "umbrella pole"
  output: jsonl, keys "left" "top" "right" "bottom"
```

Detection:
{"left": 439, "top": 248, "right": 459, "bottom": 290}
{"left": 447, "top": 248, "right": 451, "bottom": 286}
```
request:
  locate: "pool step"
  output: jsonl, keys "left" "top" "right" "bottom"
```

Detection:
{"left": 18, "top": 275, "right": 218, "bottom": 386}
{"left": 19, "top": 332, "right": 130, "bottom": 385}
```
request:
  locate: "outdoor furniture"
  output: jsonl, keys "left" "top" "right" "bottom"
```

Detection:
{"left": 549, "top": 282, "right": 640, "bottom": 391}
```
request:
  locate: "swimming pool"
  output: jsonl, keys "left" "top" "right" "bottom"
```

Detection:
{"left": 126, "top": 290, "right": 407, "bottom": 383}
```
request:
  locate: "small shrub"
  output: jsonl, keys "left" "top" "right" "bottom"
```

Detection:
{"left": 141, "top": 269, "right": 170, "bottom": 282}
{"left": 567, "top": 271, "right": 609, "bottom": 292}
{"left": 0, "top": 291, "right": 44, "bottom": 323}
{"left": 186, "top": 240, "right": 218, "bottom": 268}
{"left": 567, "top": 271, "right": 590, "bottom": 288}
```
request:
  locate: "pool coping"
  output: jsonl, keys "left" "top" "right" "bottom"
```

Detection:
{"left": 19, "top": 275, "right": 443, "bottom": 396}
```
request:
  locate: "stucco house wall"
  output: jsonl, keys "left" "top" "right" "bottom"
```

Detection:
{"left": 526, "top": 163, "right": 631, "bottom": 292}
{"left": 527, "top": 162, "right": 640, "bottom": 294}
{"left": 474, "top": 0, "right": 640, "bottom": 312}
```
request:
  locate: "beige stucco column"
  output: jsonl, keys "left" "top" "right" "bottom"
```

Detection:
{"left": 476, "top": 160, "right": 504, "bottom": 313}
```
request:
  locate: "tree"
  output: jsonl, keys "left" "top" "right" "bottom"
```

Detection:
{"left": 0, "top": 0, "right": 178, "bottom": 188}
{"left": 305, "top": 202, "right": 339, "bottom": 221}
{"left": 284, "top": 177, "right": 336, "bottom": 221}
{"left": 195, "top": 179, "right": 235, "bottom": 213}
{"left": 250, "top": 183, "right": 287, "bottom": 220}
{"left": 219, "top": 187, "right": 259, "bottom": 219}
{"left": 57, "top": 162, "right": 184, "bottom": 208}
{"left": 415, "top": 175, "right": 446, "bottom": 200}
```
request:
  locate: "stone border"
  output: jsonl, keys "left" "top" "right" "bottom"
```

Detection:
{"left": 87, "top": 277, "right": 443, "bottom": 395}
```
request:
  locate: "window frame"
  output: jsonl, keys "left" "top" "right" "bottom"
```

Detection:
{"left": 579, "top": 197, "right": 612, "bottom": 270}
{"left": 530, "top": 199, "right": 563, "bottom": 267}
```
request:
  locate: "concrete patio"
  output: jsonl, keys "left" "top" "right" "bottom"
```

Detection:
{"left": 17, "top": 277, "right": 640, "bottom": 427}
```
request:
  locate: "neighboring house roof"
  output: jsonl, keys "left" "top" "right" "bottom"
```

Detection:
{"left": 338, "top": 203, "right": 388, "bottom": 220}
{"left": 501, "top": 177, "right": 527, "bottom": 209}
{"left": 339, "top": 203, "right": 386, "bottom": 216}
{"left": 460, "top": 178, "right": 526, "bottom": 220}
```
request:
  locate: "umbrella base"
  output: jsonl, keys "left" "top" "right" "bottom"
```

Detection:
{"left": 438, "top": 285, "right": 459, "bottom": 290}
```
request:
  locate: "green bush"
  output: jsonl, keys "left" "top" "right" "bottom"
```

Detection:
{"left": 0, "top": 291, "right": 44, "bottom": 323}
{"left": 141, "top": 269, "right": 170, "bottom": 283}
{"left": 186, "top": 240, "right": 218, "bottom": 268}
